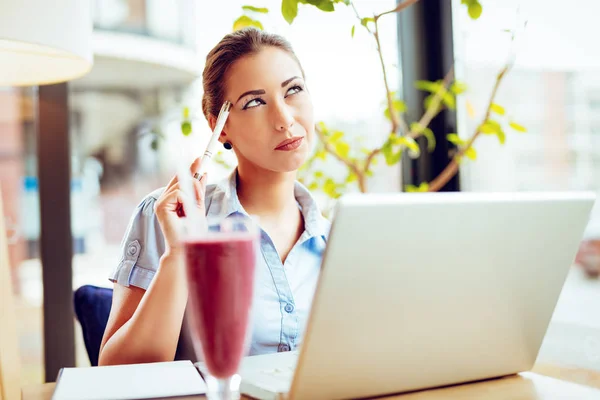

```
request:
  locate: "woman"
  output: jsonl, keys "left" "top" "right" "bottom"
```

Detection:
{"left": 98, "top": 27, "right": 330, "bottom": 366}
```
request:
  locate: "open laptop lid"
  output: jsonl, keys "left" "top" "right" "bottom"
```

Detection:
{"left": 290, "top": 191, "right": 595, "bottom": 400}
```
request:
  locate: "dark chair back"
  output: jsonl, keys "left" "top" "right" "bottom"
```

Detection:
{"left": 73, "top": 285, "right": 113, "bottom": 366}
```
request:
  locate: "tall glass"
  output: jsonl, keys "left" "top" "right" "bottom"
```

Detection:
{"left": 181, "top": 214, "right": 259, "bottom": 400}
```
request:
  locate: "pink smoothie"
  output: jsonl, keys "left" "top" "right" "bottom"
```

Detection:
{"left": 184, "top": 233, "right": 257, "bottom": 378}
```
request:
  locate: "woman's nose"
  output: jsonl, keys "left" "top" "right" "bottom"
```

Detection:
{"left": 273, "top": 102, "right": 294, "bottom": 132}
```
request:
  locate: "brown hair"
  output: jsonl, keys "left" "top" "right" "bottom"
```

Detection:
{"left": 201, "top": 27, "right": 305, "bottom": 120}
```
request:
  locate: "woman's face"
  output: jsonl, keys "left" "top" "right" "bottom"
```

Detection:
{"left": 215, "top": 46, "right": 314, "bottom": 173}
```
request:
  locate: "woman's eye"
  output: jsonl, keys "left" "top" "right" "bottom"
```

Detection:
{"left": 243, "top": 98, "right": 264, "bottom": 110}
{"left": 286, "top": 85, "right": 303, "bottom": 96}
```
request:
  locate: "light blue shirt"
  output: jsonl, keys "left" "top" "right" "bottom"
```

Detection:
{"left": 109, "top": 169, "right": 330, "bottom": 358}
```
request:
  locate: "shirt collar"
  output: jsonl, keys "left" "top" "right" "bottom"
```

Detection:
{"left": 206, "top": 169, "right": 330, "bottom": 240}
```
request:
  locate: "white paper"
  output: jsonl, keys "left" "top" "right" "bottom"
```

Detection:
{"left": 52, "top": 360, "right": 206, "bottom": 400}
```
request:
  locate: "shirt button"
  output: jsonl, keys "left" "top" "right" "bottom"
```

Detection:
{"left": 278, "top": 344, "right": 290, "bottom": 352}
{"left": 284, "top": 303, "right": 294, "bottom": 313}
{"left": 126, "top": 240, "right": 140, "bottom": 257}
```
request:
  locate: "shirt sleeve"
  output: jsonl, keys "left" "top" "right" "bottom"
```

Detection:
{"left": 109, "top": 192, "right": 165, "bottom": 290}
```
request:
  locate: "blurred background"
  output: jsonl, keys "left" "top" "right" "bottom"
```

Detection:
{"left": 1, "top": 0, "right": 599, "bottom": 385}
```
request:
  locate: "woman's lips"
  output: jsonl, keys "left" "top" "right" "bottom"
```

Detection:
{"left": 275, "top": 136, "right": 303, "bottom": 151}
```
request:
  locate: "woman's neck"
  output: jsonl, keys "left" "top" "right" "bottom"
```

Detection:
{"left": 236, "top": 163, "right": 298, "bottom": 220}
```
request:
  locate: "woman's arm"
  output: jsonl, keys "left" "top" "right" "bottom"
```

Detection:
{"left": 98, "top": 250, "right": 187, "bottom": 365}
{"left": 99, "top": 158, "right": 207, "bottom": 365}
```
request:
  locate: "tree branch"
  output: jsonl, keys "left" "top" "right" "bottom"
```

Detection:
{"left": 373, "top": 17, "right": 401, "bottom": 135}
{"left": 350, "top": 1, "right": 372, "bottom": 35}
{"left": 351, "top": 1, "right": 408, "bottom": 134}
{"left": 428, "top": 65, "right": 510, "bottom": 192}
{"left": 314, "top": 124, "right": 362, "bottom": 177}
{"left": 364, "top": 147, "right": 382, "bottom": 173}
{"left": 408, "top": 67, "right": 455, "bottom": 140}
{"left": 375, "top": 0, "right": 421, "bottom": 21}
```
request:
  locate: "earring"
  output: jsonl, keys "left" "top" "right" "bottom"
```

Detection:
{"left": 223, "top": 141, "right": 233, "bottom": 150}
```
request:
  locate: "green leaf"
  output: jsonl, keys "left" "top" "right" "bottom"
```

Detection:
{"left": 410, "top": 122, "right": 425, "bottom": 134}
{"left": 450, "top": 81, "right": 468, "bottom": 95}
{"left": 330, "top": 131, "right": 344, "bottom": 142}
{"left": 315, "top": 149, "right": 327, "bottom": 160}
{"left": 490, "top": 103, "right": 506, "bottom": 115}
{"left": 389, "top": 151, "right": 402, "bottom": 164}
{"left": 242, "top": 5, "right": 269, "bottom": 13}
{"left": 441, "top": 92, "right": 456, "bottom": 109}
{"left": 346, "top": 172, "right": 358, "bottom": 183}
{"left": 415, "top": 80, "right": 444, "bottom": 93}
{"left": 384, "top": 98, "right": 406, "bottom": 120}
{"left": 213, "top": 153, "right": 233, "bottom": 169}
{"left": 351, "top": 25, "right": 355, "bottom": 38}
{"left": 366, "top": 169, "right": 374, "bottom": 177}
{"left": 282, "top": 0, "right": 299, "bottom": 24}
{"left": 314, "top": 170, "right": 324, "bottom": 179}
{"left": 393, "top": 99, "right": 406, "bottom": 113}
{"left": 398, "top": 136, "right": 419, "bottom": 153}
{"left": 446, "top": 133, "right": 465, "bottom": 145}
{"left": 307, "top": 0, "right": 335, "bottom": 12}
{"left": 183, "top": 106, "right": 190, "bottom": 119}
{"left": 233, "top": 15, "right": 264, "bottom": 31}
{"left": 308, "top": 182, "right": 319, "bottom": 191}
{"left": 406, "top": 182, "right": 429, "bottom": 192}
{"left": 479, "top": 120, "right": 502, "bottom": 134}
{"left": 468, "top": 1, "right": 483, "bottom": 19}
{"left": 382, "top": 139, "right": 395, "bottom": 166}
{"left": 150, "top": 138, "right": 159, "bottom": 150}
{"left": 496, "top": 129, "right": 506, "bottom": 144}
{"left": 361, "top": 17, "right": 374, "bottom": 27}
{"left": 509, "top": 121, "right": 527, "bottom": 133}
{"left": 389, "top": 134, "right": 402, "bottom": 146}
{"left": 384, "top": 109, "right": 392, "bottom": 121}
{"left": 323, "top": 178, "right": 340, "bottom": 199}
{"left": 480, "top": 120, "right": 506, "bottom": 144}
{"left": 465, "top": 146, "right": 477, "bottom": 160}
{"left": 335, "top": 141, "right": 350, "bottom": 158}
{"left": 416, "top": 80, "right": 455, "bottom": 109}
{"left": 181, "top": 121, "right": 192, "bottom": 136}
{"left": 316, "top": 121, "right": 328, "bottom": 135}
{"left": 423, "top": 128, "right": 436, "bottom": 153}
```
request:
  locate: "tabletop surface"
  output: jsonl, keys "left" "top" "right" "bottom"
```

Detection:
{"left": 22, "top": 366, "right": 600, "bottom": 400}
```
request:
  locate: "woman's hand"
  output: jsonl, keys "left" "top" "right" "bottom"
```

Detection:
{"left": 154, "top": 158, "right": 207, "bottom": 253}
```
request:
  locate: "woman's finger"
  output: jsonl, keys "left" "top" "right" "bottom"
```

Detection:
{"left": 192, "top": 173, "right": 207, "bottom": 206}
{"left": 190, "top": 157, "right": 202, "bottom": 177}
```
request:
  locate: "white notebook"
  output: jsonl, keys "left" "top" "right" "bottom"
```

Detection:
{"left": 52, "top": 360, "right": 207, "bottom": 400}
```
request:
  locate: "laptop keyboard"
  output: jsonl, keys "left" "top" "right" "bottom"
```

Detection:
{"left": 250, "top": 352, "right": 298, "bottom": 386}
{"left": 237, "top": 351, "right": 300, "bottom": 394}
{"left": 259, "top": 366, "right": 295, "bottom": 380}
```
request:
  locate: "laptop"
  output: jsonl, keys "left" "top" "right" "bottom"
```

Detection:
{"left": 205, "top": 191, "right": 596, "bottom": 400}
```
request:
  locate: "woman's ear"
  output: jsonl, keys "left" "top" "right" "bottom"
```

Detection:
{"left": 207, "top": 114, "right": 217, "bottom": 131}
{"left": 208, "top": 114, "right": 228, "bottom": 143}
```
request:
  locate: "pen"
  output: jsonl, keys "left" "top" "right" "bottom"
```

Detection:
{"left": 194, "top": 100, "right": 232, "bottom": 180}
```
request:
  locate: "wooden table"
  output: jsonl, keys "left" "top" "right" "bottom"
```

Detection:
{"left": 23, "top": 365, "right": 600, "bottom": 400}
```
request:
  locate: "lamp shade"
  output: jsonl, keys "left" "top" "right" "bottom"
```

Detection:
{"left": 0, "top": 0, "right": 93, "bottom": 86}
